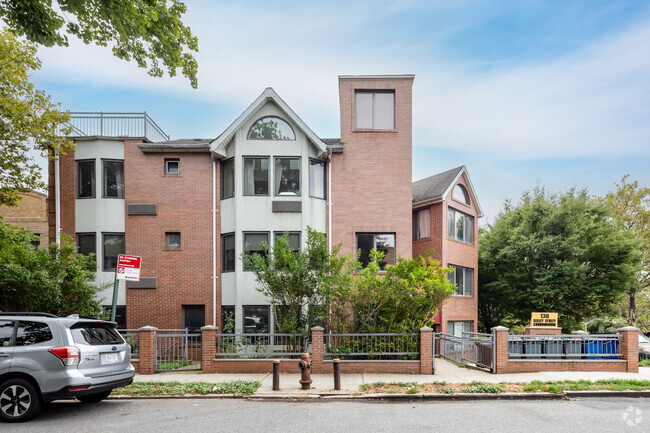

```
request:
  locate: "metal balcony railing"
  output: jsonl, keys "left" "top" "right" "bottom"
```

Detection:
{"left": 60, "top": 112, "right": 170, "bottom": 142}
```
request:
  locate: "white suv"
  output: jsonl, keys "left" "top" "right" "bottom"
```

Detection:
{"left": 0, "top": 313, "right": 134, "bottom": 422}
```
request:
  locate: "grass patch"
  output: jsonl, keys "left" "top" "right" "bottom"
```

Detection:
{"left": 461, "top": 381, "right": 502, "bottom": 394}
{"left": 639, "top": 359, "right": 650, "bottom": 367}
{"left": 155, "top": 360, "right": 189, "bottom": 370}
{"left": 111, "top": 380, "right": 260, "bottom": 397}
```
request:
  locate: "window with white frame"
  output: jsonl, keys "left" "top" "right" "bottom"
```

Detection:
{"left": 309, "top": 159, "right": 325, "bottom": 199}
{"left": 448, "top": 265, "right": 473, "bottom": 296}
{"left": 412, "top": 208, "right": 431, "bottom": 240}
{"left": 247, "top": 116, "right": 295, "bottom": 140}
{"left": 448, "top": 207, "right": 474, "bottom": 244}
{"left": 355, "top": 90, "right": 395, "bottom": 129}
{"left": 448, "top": 321, "right": 472, "bottom": 338}
{"left": 356, "top": 233, "right": 396, "bottom": 270}
{"left": 165, "top": 158, "right": 180, "bottom": 175}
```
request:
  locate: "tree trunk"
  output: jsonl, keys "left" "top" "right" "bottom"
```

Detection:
{"left": 628, "top": 287, "right": 638, "bottom": 326}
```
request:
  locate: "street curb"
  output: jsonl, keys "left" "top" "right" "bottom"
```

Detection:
{"left": 566, "top": 390, "right": 650, "bottom": 398}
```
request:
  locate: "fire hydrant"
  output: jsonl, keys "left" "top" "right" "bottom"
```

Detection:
{"left": 298, "top": 352, "right": 312, "bottom": 390}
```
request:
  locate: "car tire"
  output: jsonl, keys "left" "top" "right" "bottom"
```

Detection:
{"left": 0, "top": 378, "right": 41, "bottom": 423}
{"left": 76, "top": 390, "right": 112, "bottom": 404}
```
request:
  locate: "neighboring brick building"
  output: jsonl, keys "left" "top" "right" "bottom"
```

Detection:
{"left": 0, "top": 191, "right": 49, "bottom": 248}
{"left": 412, "top": 166, "right": 483, "bottom": 335}
{"left": 48, "top": 75, "right": 481, "bottom": 333}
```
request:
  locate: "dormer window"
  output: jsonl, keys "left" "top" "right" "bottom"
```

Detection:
{"left": 247, "top": 116, "right": 296, "bottom": 140}
{"left": 355, "top": 90, "right": 395, "bottom": 129}
{"left": 453, "top": 184, "right": 470, "bottom": 205}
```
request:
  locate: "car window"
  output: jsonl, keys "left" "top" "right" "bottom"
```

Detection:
{"left": 15, "top": 321, "right": 53, "bottom": 346}
{"left": 0, "top": 320, "right": 14, "bottom": 347}
{"left": 71, "top": 323, "right": 123, "bottom": 345}
{"left": 640, "top": 334, "right": 650, "bottom": 344}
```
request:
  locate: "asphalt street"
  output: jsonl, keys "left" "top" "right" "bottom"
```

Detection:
{"left": 8, "top": 398, "right": 650, "bottom": 432}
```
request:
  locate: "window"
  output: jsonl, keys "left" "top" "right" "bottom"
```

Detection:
{"left": 449, "top": 265, "right": 474, "bottom": 296}
{"left": 413, "top": 209, "right": 431, "bottom": 240}
{"left": 221, "top": 158, "right": 234, "bottom": 199}
{"left": 30, "top": 234, "right": 41, "bottom": 249}
{"left": 222, "top": 233, "right": 235, "bottom": 272}
{"left": 247, "top": 116, "right": 296, "bottom": 140}
{"left": 243, "top": 157, "right": 269, "bottom": 195}
{"left": 77, "top": 233, "right": 96, "bottom": 256}
{"left": 355, "top": 90, "right": 395, "bottom": 129}
{"left": 77, "top": 160, "right": 95, "bottom": 198}
{"left": 102, "top": 233, "right": 125, "bottom": 271}
{"left": 166, "top": 232, "right": 181, "bottom": 249}
{"left": 221, "top": 305, "right": 235, "bottom": 333}
{"left": 448, "top": 321, "right": 472, "bottom": 338}
{"left": 448, "top": 208, "right": 474, "bottom": 244}
{"left": 356, "top": 233, "right": 396, "bottom": 270}
{"left": 309, "top": 159, "right": 325, "bottom": 199}
{"left": 453, "top": 184, "right": 470, "bottom": 205}
{"left": 243, "top": 305, "right": 269, "bottom": 334}
{"left": 0, "top": 321, "right": 13, "bottom": 347}
{"left": 102, "top": 160, "right": 124, "bottom": 198}
{"left": 183, "top": 305, "right": 205, "bottom": 333}
{"left": 103, "top": 305, "right": 126, "bottom": 329}
{"left": 71, "top": 323, "right": 123, "bottom": 345}
{"left": 274, "top": 231, "right": 300, "bottom": 253}
{"left": 243, "top": 232, "right": 269, "bottom": 270}
{"left": 15, "top": 321, "right": 53, "bottom": 346}
{"left": 165, "top": 158, "right": 180, "bottom": 174}
{"left": 274, "top": 157, "right": 300, "bottom": 196}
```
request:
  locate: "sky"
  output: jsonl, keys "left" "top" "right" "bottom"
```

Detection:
{"left": 28, "top": 0, "right": 650, "bottom": 223}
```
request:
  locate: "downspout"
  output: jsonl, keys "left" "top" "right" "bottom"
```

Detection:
{"left": 55, "top": 158, "right": 61, "bottom": 245}
{"left": 327, "top": 149, "right": 332, "bottom": 253}
{"left": 212, "top": 157, "right": 217, "bottom": 327}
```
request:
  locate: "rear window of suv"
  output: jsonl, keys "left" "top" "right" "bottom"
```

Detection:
{"left": 71, "top": 323, "right": 123, "bottom": 345}
{"left": 16, "top": 321, "right": 53, "bottom": 346}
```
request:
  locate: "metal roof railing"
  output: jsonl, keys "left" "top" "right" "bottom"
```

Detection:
{"left": 60, "top": 112, "right": 170, "bottom": 142}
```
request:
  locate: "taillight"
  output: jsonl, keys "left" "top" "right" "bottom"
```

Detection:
{"left": 49, "top": 346, "right": 80, "bottom": 366}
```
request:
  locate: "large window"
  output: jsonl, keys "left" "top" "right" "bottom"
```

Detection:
{"left": 247, "top": 116, "right": 295, "bottom": 140}
{"left": 243, "top": 232, "right": 269, "bottom": 271}
{"left": 221, "top": 158, "right": 234, "bottom": 199}
{"left": 448, "top": 321, "right": 472, "bottom": 338}
{"left": 102, "top": 160, "right": 124, "bottom": 198}
{"left": 356, "top": 233, "right": 396, "bottom": 270}
{"left": 355, "top": 90, "right": 395, "bottom": 129}
{"left": 183, "top": 305, "right": 205, "bottom": 333}
{"left": 77, "top": 160, "right": 95, "bottom": 198}
{"left": 102, "top": 233, "right": 125, "bottom": 271}
{"left": 274, "top": 231, "right": 300, "bottom": 253}
{"left": 448, "top": 208, "right": 474, "bottom": 244}
{"left": 309, "top": 159, "right": 325, "bottom": 199}
{"left": 222, "top": 233, "right": 235, "bottom": 272}
{"left": 413, "top": 209, "right": 431, "bottom": 240}
{"left": 274, "top": 157, "right": 300, "bottom": 196}
{"left": 449, "top": 265, "right": 473, "bottom": 297}
{"left": 243, "top": 157, "right": 269, "bottom": 195}
{"left": 77, "top": 233, "right": 96, "bottom": 256}
{"left": 243, "top": 305, "right": 269, "bottom": 334}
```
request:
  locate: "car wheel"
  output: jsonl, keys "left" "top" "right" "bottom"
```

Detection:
{"left": 0, "top": 378, "right": 41, "bottom": 423}
{"left": 76, "top": 390, "right": 112, "bottom": 404}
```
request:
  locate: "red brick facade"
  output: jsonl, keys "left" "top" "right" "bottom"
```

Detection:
{"left": 48, "top": 150, "right": 77, "bottom": 245}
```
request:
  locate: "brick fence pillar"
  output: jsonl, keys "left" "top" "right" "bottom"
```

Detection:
{"left": 138, "top": 326, "right": 157, "bottom": 375}
{"left": 491, "top": 326, "right": 509, "bottom": 374}
{"left": 201, "top": 325, "right": 218, "bottom": 374}
{"left": 619, "top": 326, "right": 639, "bottom": 373}
{"left": 311, "top": 326, "right": 324, "bottom": 373}
{"left": 525, "top": 326, "right": 561, "bottom": 336}
{"left": 420, "top": 327, "right": 433, "bottom": 374}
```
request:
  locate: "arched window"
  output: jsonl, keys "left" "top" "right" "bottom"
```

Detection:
{"left": 453, "top": 184, "right": 470, "bottom": 205}
{"left": 247, "top": 116, "right": 296, "bottom": 140}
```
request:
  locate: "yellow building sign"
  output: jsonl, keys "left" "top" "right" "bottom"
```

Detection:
{"left": 530, "top": 312, "right": 558, "bottom": 327}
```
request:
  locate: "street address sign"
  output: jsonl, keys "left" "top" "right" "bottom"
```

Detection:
{"left": 530, "top": 312, "right": 558, "bottom": 328}
{"left": 116, "top": 255, "right": 141, "bottom": 281}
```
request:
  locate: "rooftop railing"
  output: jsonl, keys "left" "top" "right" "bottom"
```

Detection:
{"left": 60, "top": 112, "right": 170, "bottom": 142}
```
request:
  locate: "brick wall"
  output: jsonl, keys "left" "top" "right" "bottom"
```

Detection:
{"left": 331, "top": 76, "right": 413, "bottom": 259}
{"left": 48, "top": 149, "right": 77, "bottom": 244}
{"left": 125, "top": 143, "right": 219, "bottom": 329}
{"left": 0, "top": 191, "right": 49, "bottom": 247}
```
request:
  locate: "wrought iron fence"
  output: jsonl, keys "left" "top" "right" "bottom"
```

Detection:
{"left": 117, "top": 329, "right": 140, "bottom": 359}
{"left": 60, "top": 112, "right": 170, "bottom": 142}
{"left": 461, "top": 332, "right": 494, "bottom": 369}
{"left": 508, "top": 334, "right": 621, "bottom": 359}
{"left": 215, "top": 333, "right": 310, "bottom": 359}
{"left": 324, "top": 333, "right": 419, "bottom": 360}
{"left": 155, "top": 329, "right": 202, "bottom": 371}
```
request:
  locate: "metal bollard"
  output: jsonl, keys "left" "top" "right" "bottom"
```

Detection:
{"left": 298, "top": 352, "right": 313, "bottom": 390}
{"left": 272, "top": 359, "right": 280, "bottom": 391}
{"left": 333, "top": 358, "right": 341, "bottom": 390}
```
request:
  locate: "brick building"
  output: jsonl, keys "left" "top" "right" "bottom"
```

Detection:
{"left": 0, "top": 191, "right": 48, "bottom": 248}
{"left": 48, "top": 75, "right": 480, "bottom": 333}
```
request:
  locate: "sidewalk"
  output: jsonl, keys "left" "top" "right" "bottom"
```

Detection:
{"left": 132, "top": 359, "right": 650, "bottom": 398}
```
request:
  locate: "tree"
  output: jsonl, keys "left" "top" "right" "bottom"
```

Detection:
{"left": 0, "top": 29, "right": 72, "bottom": 206}
{"left": 478, "top": 187, "right": 641, "bottom": 332}
{"left": 0, "top": 0, "right": 199, "bottom": 88}
{"left": 603, "top": 175, "right": 650, "bottom": 325}
{"left": 0, "top": 219, "right": 105, "bottom": 316}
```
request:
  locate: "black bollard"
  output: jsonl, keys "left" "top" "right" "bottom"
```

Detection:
{"left": 272, "top": 359, "right": 280, "bottom": 391}
{"left": 333, "top": 358, "right": 341, "bottom": 390}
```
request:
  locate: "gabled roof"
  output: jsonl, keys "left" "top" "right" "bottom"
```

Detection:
{"left": 412, "top": 165, "right": 484, "bottom": 217}
{"left": 209, "top": 88, "right": 328, "bottom": 159}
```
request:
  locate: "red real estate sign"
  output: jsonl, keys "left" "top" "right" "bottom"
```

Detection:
{"left": 116, "top": 255, "right": 141, "bottom": 281}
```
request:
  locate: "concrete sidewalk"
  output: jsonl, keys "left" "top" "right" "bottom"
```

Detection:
{"left": 132, "top": 359, "right": 650, "bottom": 397}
